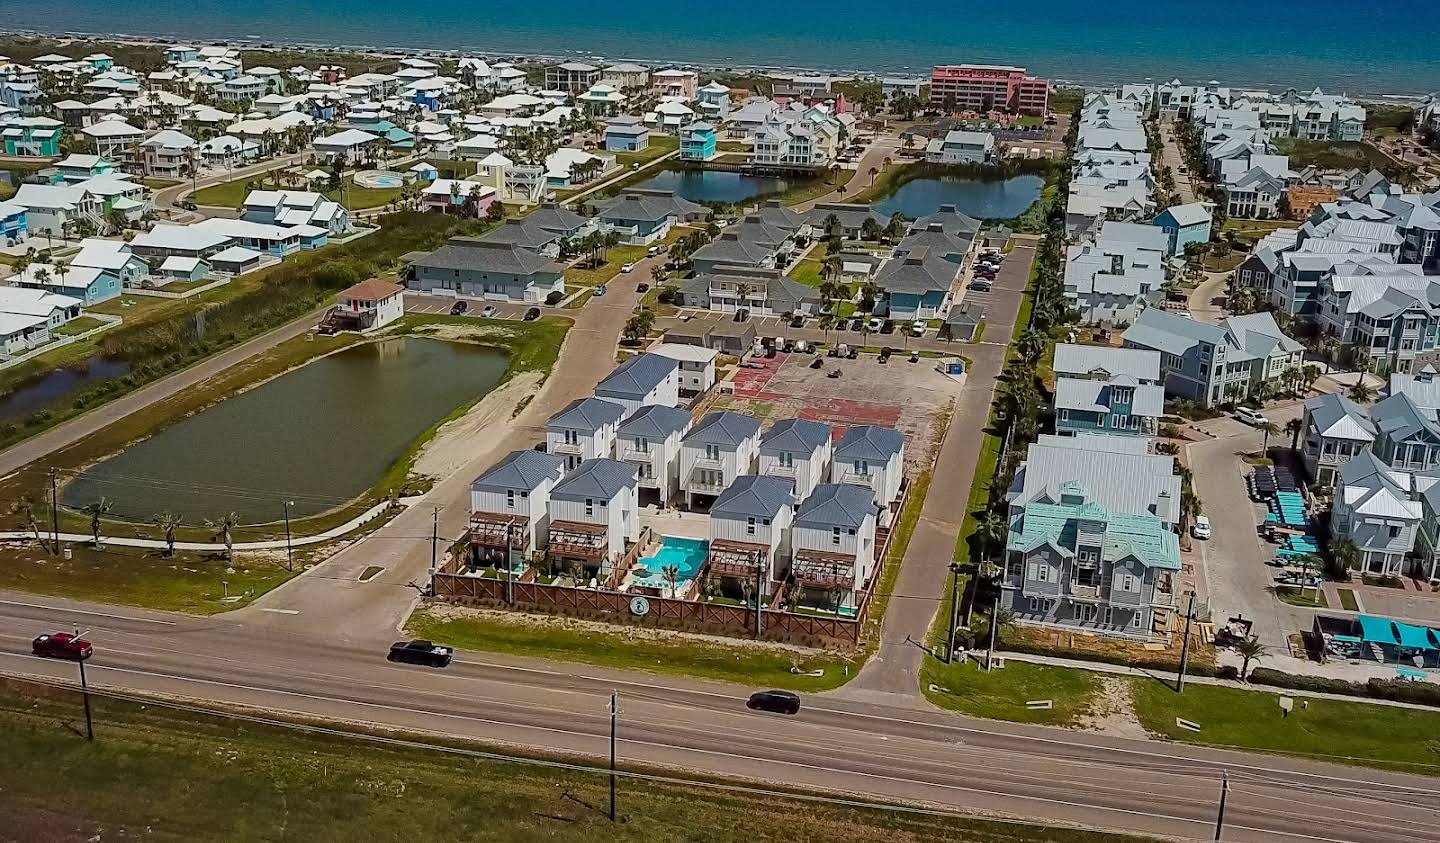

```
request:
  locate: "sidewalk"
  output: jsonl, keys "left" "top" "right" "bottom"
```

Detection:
{"left": 0, "top": 499, "right": 396, "bottom": 553}
{"left": 995, "top": 649, "right": 1440, "bottom": 713}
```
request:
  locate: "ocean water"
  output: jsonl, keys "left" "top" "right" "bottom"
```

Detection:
{"left": 10, "top": 0, "right": 1440, "bottom": 94}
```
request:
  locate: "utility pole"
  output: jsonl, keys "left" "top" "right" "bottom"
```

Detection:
{"left": 1177, "top": 590, "right": 1197, "bottom": 692}
{"left": 608, "top": 691, "right": 618, "bottom": 822}
{"left": 985, "top": 592, "right": 999, "bottom": 671}
{"left": 1213, "top": 770, "right": 1229, "bottom": 841}
{"left": 754, "top": 559, "right": 763, "bottom": 639}
{"left": 947, "top": 562, "right": 963, "bottom": 663}
{"left": 429, "top": 507, "right": 440, "bottom": 591}
{"left": 75, "top": 626, "right": 93, "bottom": 741}
{"left": 282, "top": 500, "right": 294, "bottom": 571}
{"left": 49, "top": 467, "right": 60, "bottom": 553}
{"left": 504, "top": 520, "right": 515, "bottom": 605}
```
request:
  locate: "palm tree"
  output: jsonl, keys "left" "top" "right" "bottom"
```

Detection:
{"left": 1016, "top": 328, "right": 1046, "bottom": 364}
{"left": 1285, "top": 417, "right": 1303, "bottom": 451}
{"left": 979, "top": 510, "right": 1009, "bottom": 555}
{"left": 1330, "top": 537, "right": 1360, "bottom": 578}
{"left": 84, "top": 497, "right": 113, "bottom": 549}
{"left": 152, "top": 511, "right": 183, "bottom": 558}
{"left": 1301, "top": 364, "right": 1321, "bottom": 394}
{"left": 650, "top": 264, "right": 666, "bottom": 285}
{"left": 662, "top": 564, "right": 680, "bottom": 598}
{"left": 1259, "top": 420, "right": 1280, "bottom": 455}
{"left": 206, "top": 512, "right": 240, "bottom": 561}
{"left": 11, "top": 496, "right": 48, "bottom": 554}
{"left": 1235, "top": 636, "right": 1266, "bottom": 681}
{"left": 1348, "top": 380, "right": 1375, "bottom": 403}
{"left": 867, "top": 165, "right": 879, "bottom": 186}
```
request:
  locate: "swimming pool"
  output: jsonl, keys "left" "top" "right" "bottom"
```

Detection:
{"left": 630, "top": 536, "right": 709, "bottom": 593}
{"left": 353, "top": 169, "right": 405, "bottom": 189}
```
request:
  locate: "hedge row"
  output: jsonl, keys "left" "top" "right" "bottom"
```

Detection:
{"left": 1248, "top": 667, "right": 1440, "bottom": 708}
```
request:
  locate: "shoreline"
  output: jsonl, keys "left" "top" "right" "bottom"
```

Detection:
{"left": 2, "top": 27, "right": 1434, "bottom": 102}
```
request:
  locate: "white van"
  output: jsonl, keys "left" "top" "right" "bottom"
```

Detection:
{"left": 1234, "top": 406, "right": 1268, "bottom": 427}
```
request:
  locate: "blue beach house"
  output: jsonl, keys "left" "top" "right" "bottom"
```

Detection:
{"left": 1052, "top": 344, "right": 1165, "bottom": 437}
{"left": 605, "top": 116, "right": 649, "bottom": 152}
{"left": 2, "top": 117, "right": 62, "bottom": 157}
{"left": 0, "top": 203, "right": 27, "bottom": 244}
{"left": 680, "top": 122, "right": 717, "bottom": 161}
{"left": 1151, "top": 202, "right": 1213, "bottom": 257}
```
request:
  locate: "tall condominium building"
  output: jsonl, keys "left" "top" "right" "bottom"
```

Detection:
{"left": 928, "top": 64, "right": 1050, "bottom": 116}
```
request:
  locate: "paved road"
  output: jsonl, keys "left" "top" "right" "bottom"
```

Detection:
{"left": 0, "top": 593, "right": 1435, "bottom": 843}
{"left": 0, "top": 308, "right": 326, "bottom": 478}
{"left": 1187, "top": 271, "right": 1230, "bottom": 323}
{"left": 839, "top": 239, "right": 1034, "bottom": 703}
{"left": 792, "top": 134, "right": 904, "bottom": 213}
{"left": 1159, "top": 118, "right": 1199, "bottom": 205}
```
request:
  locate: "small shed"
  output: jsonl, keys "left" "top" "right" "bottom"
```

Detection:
{"left": 409, "top": 162, "right": 439, "bottom": 181}
{"left": 209, "top": 245, "right": 264, "bottom": 276}
{"left": 157, "top": 255, "right": 210, "bottom": 283}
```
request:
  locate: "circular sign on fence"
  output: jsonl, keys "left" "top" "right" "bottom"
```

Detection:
{"left": 629, "top": 596, "right": 650, "bottom": 616}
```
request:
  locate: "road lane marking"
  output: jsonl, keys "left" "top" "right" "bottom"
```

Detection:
{"left": 259, "top": 608, "right": 300, "bottom": 615}
{"left": 0, "top": 599, "right": 176, "bottom": 625}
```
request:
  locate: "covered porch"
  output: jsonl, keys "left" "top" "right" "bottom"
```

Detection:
{"left": 704, "top": 539, "right": 776, "bottom": 599}
{"left": 788, "top": 549, "right": 860, "bottom": 616}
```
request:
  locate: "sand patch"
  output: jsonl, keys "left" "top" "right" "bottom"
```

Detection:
{"left": 412, "top": 371, "right": 543, "bottom": 479}
{"left": 1077, "top": 676, "right": 1147, "bottom": 739}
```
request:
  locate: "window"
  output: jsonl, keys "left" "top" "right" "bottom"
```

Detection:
{"left": 506, "top": 490, "right": 515, "bottom": 509}
{"left": 1389, "top": 524, "right": 1403, "bottom": 539}
{"left": 1121, "top": 574, "right": 1135, "bottom": 592}
{"left": 1028, "top": 597, "right": 1040, "bottom": 612}
{"left": 1036, "top": 565, "right": 1050, "bottom": 583}
{"left": 564, "top": 429, "right": 579, "bottom": 445}
{"left": 747, "top": 517, "right": 756, "bottom": 535}
{"left": 634, "top": 437, "right": 648, "bottom": 451}
{"left": 705, "top": 443, "right": 720, "bottom": 460}
{"left": 584, "top": 498, "right": 594, "bottom": 517}
{"left": 1131, "top": 612, "right": 1143, "bottom": 629}
{"left": 832, "top": 527, "right": 842, "bottom": 545}
{"left": 779, "top": 451, "right": 794, "bottom": 468}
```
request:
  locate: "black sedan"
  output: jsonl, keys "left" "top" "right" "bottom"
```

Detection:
{"left": 387, "top": 639, "right": 453, "bottom": 667}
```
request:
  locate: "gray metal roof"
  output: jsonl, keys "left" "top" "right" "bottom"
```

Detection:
{"left": 710, "top": 474, "right": 794, "bottom": 519}
{"left": 1055, "top": 380, "right": 1165, "bottom": 416}
{"left": 597, "top": 353, "right": 679, "bottom": 399}
{"left": 413, "top": 237, "right": 562, "bottom": 276}
{"left": 1304, "top": 393, "right": 1376, "bottom": 441}
{"left": 834, "top": 425, "right": 903, "bottom": 461}
{"left": 1371, "top": 392, "right": 1440, "bottom": 444}
{"left": 684, "top": 411, "right": 761, "bottom": 447}
{"left": 1122, "top": 308, "right": 1227, "bottom": 357}
{"left": 596, "top": 190, "right": 708, "bottom": 223}
{"left": 1052, "top": 343, "right": 1160, "bottom": 382}
{"left": 1225, "top": 312, "right": 1304, "bottom": 357}
{"left": 551, "top": 458, "right": 636, "bottom": 500}
{"left": 471, "top": 449, "right": 566, "bottom": 493}
{"left": 1389, "top": 373, "right": 1440, "bottom": 411}
{"left": 478, "top": 218, "right": 560, "bottom": 249}
{"left": 795, "top": 483, "right": 874, "bottom": 529}
{"left": 874, "top": 248, "right": 957, "bottom": 295}
{"left": 1010, "top": 436, "right": 1181, "bottom": 522}
{"left": 547, "top": 396, "right": 626, "bottom": 432}
{"left": 760, "top": 418, "right": 832, "bottom": 454}
{"left": 911, "top": 205, "right": 981, "bottom": 236}
{"left": 617, "top": 404, "right": 692, "bottom": 438}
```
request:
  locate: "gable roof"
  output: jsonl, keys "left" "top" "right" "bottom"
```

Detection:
{"left": 617, "top": 404, "right": 692, "bottom": 439}
{"left": 472, "top": 449, "right": 566, "bottom": 493}
{"left": 760, "top": 418, "right": 832, "bottom": 454}
{"left": 711, "top": 475, "right": 795, "bottom": 519}
{"left": 834, "top": 425, "right": 903, "bottom": 461}
{"left": 1305, "top": 393, "right": 1376, "bottom": 442}
{"left": 684, "top": 411, "right": 760, "bottom": 447}
{"left": 1052, "top": 343, "right": 1160, "bottom": 382}
{"left": 413, "top": 237, "right": 562, "bottom": 276}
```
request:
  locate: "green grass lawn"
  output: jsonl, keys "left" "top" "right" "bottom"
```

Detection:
{"left": 1276, "top": 586, "right": 1328, "bottom": 608}
{"left": 566, "top": 245, "right": 650, "bottom": 287}
{"left": 406, "top": 607, "right": 858, "bottom": 691}
{"left": 0, "top": 677, "right": 1150, "bottom": 843}
{"left": 1271, "top": 138, "right": 1393, "bottom": 171}
{"left": 325, "top": 176, "right": 407, "bottom": 210}
{"left": 51, "top": 316, "right": 108, "bottom": 337}
{"left": 611, "top": 134, "right": 678, "bottom": 167}
{"left": 791, "top": 257, "right": 825, "bottom": 287}
{"left": 780, "top": 168, "right": 856, "bottom": 206}
{"left": 921, "top": 658, "right": 1100, "bottom": 726}
{"left": 187, "top": 176, "right": 253, "bottom": 207}
{"left": 1338, "top": 588, "right": 1359, "bottom": 611}
{"left": 1129, "top": 678, "right": 1440, "bottom": 773}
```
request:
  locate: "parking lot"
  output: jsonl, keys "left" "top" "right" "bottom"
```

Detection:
{"left": 698, "top": 348, "right": 963, "bottom": 477}
{"left": 405, "top": 294, "right": 539, "bottom": 320}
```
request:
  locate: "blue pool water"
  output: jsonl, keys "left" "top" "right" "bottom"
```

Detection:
{"left": 632, "top": 536, "right": 709, "bottom": 587}
{"left": 354, "top": 170, "right": 405, "bottom": 189}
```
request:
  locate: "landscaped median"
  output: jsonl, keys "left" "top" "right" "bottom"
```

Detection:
{"left": 0, "top": 676, "right": 1158, "bottom": 843}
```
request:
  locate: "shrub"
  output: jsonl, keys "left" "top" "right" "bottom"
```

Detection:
{"left": 1246, "top": 667, "right": 1361, "bottom": 695}
{"left": 545, "top": 291, "right": 564, "bottom": 306}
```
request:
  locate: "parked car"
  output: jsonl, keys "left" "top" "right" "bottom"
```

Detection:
{"left": 880, "top": 319, "right": 896, "bottom": 334}
{"left": 480, "top": 305, "right": 497, "bottom": 318}
{"left": 910, "top": 320, "right": 926, "bottom": 337}
{"left": 32, "top": 631, "right": 92, "bottom": 661}
{"left": 790, "top": 314, "right": 805, "bottom": 328}
{"left": 746, "top": 689, "right": 801, "bottom": 715}
{"left": 449, "top": 300, "right": 468, "bottom": 315}
{"left": 969, "top": 278, "right": 993, "bottom": 291}
{"left": 387, "top": 639, "right": 453, "bottom": 667}
{"left": 1234, "top": 406, "right": 1268, "bottom": 427}
{"left": 866, "top": 317, "right": 883, "bottom": 332}
{"left": 1191, "top": 516, "right": 1212, "bottom": 540}
{"left": 637, "top": 283, "right": 649, "bottom": 293}
{"left": 647, "top": 246, "right": 661, "bottom": 257}
{"left": 620, "top": 263, "right": 635, "bottom": 274}
{"left": 524, "top": 307, "right": 541, "bottom": 321}
{"left": 593, "top": 284, "right": 607, "bottom": 296}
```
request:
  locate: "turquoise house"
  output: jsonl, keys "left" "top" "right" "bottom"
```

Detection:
{"left": 1054, "top": 375, "right": 1165, "bottom": 436}
{"left": 2, "top": 118, "right": 62, "bottom": 157}
{"left": 158, "top": 256, "right": 211, "bottom": 283}
{"left": 0, "top": 203, "right": 26, "bottom": 243}
{"left": 1151, "top": 202, "right": 1212, "bottom": 257}
{"left": 680, "top": 122, "right": 717, "bottom": 161}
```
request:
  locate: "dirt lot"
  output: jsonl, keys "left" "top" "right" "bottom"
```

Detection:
{"left": 698, "top": 350, "right": 961, "bottom": 476}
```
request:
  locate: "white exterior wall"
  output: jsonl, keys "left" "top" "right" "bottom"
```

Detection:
{"left": 616, "top": 428, "right": 687, "bottom": 500}
{"left": 596, "top": 370, "right": 681, "bottom": 414}
{"left": 546, "top": 421, "right": 618, "bottom": 469}
{"left": 676, "top": 360, "right": 716, "bottom": 393}
{"left": 679, "top": 435, "right": 759, "bottom": 500}
{"left": 830, "top": 448, "right": 904, "bottom": 506}
{"left": 710, "top": 506, "right": 793, "bottom": 580}
{"left": 550, "top": 487, "right": 638, "bottom": 560}
{"left": 793, "top": 512, "right": 878, "bottom": 587}
{"left": 759, "top": 443, "right": 830, "bottom": 501}
{"left": 470, "top": 480, "right": 555, "bottom": 554}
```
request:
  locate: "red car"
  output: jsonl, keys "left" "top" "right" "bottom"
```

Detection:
{"left": 32, "top": 632, "right": 93, "bottom": 661}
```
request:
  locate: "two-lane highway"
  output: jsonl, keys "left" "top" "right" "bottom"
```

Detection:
{"left": 1, "top": 593, "right": 1435, "bottom": 843}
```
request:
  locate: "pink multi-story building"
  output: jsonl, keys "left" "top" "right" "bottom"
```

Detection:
{"left": 928, "top": 64, "right": 1050, "bottom": 116}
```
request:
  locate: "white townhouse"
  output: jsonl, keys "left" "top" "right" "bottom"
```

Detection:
{"left": 545, "top": 397, "right": 626, "bottom": 472}
{"left": 138, "top": 130, "right": 196, "bottom": 180}
{"left": 650, "top": 342, "right": 718, "bottom": 399}
{"left": 468, "top": 449, "right": 567, "bottom": 566}
{"left": 790, "top": 483, "right": 879, "bottom": 613}
{"left": 80, "top": 119, "right": 144, "bottom": 162}
{"left": 546, "top": 458, "right": 640, "bottom": 579}
{"left": 594, "top": 352, "right": 681, "bottom": 415}
{"left": 831, "top": 425, "right": 905, "bottom": 509}
{"left": 1331, "top": 452, "right": 1428, "bottom": 578}
{"left": 707, "top": 475, "right": 796, "bottom": 597}
{"left": 1300, "top": 392, "right": 1377, "bottom": 486}
{"left": 680, "top": 411, "right": 762, "bottom": 508}
{"left": 925, "top": 130, "right": 994, "bottom": 165}
{"left": 615, "top": 404, "right": 693, "bottom": 506}
{"left": 312, "top": 128, "right": 382, "bottom": 164}
{"left": 759, "top": 418, "right": 833, "bottom": 501}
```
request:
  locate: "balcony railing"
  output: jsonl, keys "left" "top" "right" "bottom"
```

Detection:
{"left": 692, "top": 455, "right": 723, "bottom": 469}
{"left": 617, "top": 444, "right": 651, "bottom": 462}
{"left": 550, "top": 440, "right": 583, "bottom": 455}
{"left": 766, "top": 463, "right": 798, "bottom": 478}
{"left": 837, "top": 468, "right": 873, "bottom": 486}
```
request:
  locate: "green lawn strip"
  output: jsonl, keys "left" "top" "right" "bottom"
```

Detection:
{"left": 1276, "top": 586, "right": 1328, "bottom": 608}
{"left": 611, "top": 135, "right": 679, "bottom": 168}
{"left": 1129, "top": 678, "right": 1440, "bottom": 773}
{"left": 188, "top": 176, "right": 253, "bottom": 207}
{"left": 779, "top": 169, "right": 856, "bottom": 206}
{"left": 565, "top": 288, "right": 596, "bottom": 309}
{"left": 791, "top": 256, "right": 825, "bottom": 286}
{"left": 1338, "top": 588, "right": 1360, "bottom": 611}
{"left": 407, "top": 607, "right": 854, "bottom": 692}
{"left": 1271, "top": 138, "right": 1392, "bottom": 171}
{"left": 565, "top": 244, "right": 649, "bottom": 287}
{"left": 921, "top": 658, "right": 1101, "bottom": 726}
{"left": 0, "top": 541, "right": 296, "bottom": 615}
{"left": 324, "top": 177, "right": 406, "bottom": 210}
{"left": 51, "top": 316, "right": 108, "bottom": 336}
{"left": 0, "top": 677, "right": 1150, "bottom": 843}
{"left": 954, "top": 428, "right": 1002, "bottom": 563}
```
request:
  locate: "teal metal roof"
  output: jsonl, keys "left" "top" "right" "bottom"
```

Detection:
{"left": 1007, "top": 501, "right": 1181, "bottom": 571}
{"left": 1357, "top": 614, "right": 1440, "bottom": 651}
